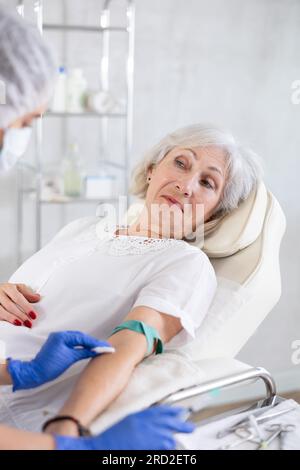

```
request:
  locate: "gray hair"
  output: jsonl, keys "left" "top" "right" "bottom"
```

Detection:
{"left": 129, "top": 123, "right": 264, "bottom": 219}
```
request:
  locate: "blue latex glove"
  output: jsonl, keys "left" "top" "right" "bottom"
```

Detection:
{"left": 54, "top": 406, "right": 196, "bottom": 450}
{"left": 7, "top": 331, "right": 114, "bottom": 391}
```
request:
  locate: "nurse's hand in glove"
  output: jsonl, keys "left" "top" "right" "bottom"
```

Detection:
{"left": 7, "top": 331, "right": 115, "bottom": 391}
{"left": 54, "top": 406, "right": 196, "bottom": 451}
{"left": 0, "top": 282, "right": 40, "bottom": 328}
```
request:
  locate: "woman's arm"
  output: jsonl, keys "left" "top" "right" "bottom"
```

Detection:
{"left": 44, "top": 307, "right": 182, "bottom": 436}
{"left": 0, "top": 425, "right": 55, "bottom": 450}
{"left": 0, "top": 363, "right": 12, "bottom": 385}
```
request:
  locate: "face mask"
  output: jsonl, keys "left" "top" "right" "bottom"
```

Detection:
{"left": 0, "top": 126, "right": 32, "bottom": 172}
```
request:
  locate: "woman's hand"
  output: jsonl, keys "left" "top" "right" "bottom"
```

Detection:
{"left": 0, "top": 282, "right": 40, "bottom": 328}
{"left": 7, "top": 331, "right": 115, "bottom": 391}
{"left": 53, "top": 406, "right": 196, "bottom": 450}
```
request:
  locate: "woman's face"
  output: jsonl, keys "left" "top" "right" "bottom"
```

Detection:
{"left": 144, "top": 145, "right": 227, "bottom": 239}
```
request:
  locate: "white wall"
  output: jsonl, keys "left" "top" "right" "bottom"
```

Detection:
{"left": 0, "top": 0, "right": 299, "bottom": 397}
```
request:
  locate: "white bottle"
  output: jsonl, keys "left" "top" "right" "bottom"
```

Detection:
{"left": 66, "top": 69, "right": 88, "bottom": 113}
{"left": 86, "top": 90, "right": 116, "bottom": 113}
{"left": 51, "top": 66, "right": 67, "bottom": 112}
{"left": 85, "top": 162, "right": 116, "bottom": 199}
{"left": 85, "top": 173, "right": 116, "bottom": 199}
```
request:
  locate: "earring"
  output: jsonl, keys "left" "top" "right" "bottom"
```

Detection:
{"left": 148, "top": 177, "right": 151, "bottom": 181}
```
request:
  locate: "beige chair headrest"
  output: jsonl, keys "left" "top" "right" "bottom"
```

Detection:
{"left": 203, "top": 181, "right": 268, "bottom": 257}
{"left": 126, "top": 180, "right": 268, "bottom": 258}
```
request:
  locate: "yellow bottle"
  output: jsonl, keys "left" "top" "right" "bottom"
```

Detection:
{"left": 63, "top": 143, "right": 84, "bottom": 197}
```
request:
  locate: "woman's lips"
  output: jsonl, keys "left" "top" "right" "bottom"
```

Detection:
{"left": 161, "top": 195, "right": 183, "bottom": 212}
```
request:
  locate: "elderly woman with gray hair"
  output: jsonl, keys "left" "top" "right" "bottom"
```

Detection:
{"left": 0, "top": 5, "right": 263, "bottom": 451}
{"left": 0, "top": 121, "right": 263, "bottom": 440}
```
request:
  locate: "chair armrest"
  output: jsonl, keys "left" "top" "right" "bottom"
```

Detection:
{"left": 155, "top": 357, "right": 277, "bottom": 407}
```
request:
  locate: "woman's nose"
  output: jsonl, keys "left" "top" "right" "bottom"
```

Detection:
{"left": 175, "top": 176, "right": 196, "bottom": 197}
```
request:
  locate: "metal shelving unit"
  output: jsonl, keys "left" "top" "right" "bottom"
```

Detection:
{"left": 16, "top": 0, "right": 135, "bottom": 265}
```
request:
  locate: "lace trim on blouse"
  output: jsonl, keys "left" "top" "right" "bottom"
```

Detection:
{"left": 35, "top": 219, "right": 185, "bottom": 293}
{"left": 75, "top": 219, "right": 186, "bottom": 255}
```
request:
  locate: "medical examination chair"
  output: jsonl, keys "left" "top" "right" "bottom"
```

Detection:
{"left": 91, "top": 181, "right": 286, "bottom": 435}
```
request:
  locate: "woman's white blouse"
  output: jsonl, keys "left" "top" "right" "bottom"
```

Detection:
{"left": 0, "top": 216, "right": 217, "bottom": 361}
{"left": 0, "top": 216, "right": 217, "bottom": 431}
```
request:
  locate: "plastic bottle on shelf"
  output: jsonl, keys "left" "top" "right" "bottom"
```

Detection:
{"left": 85, "top": 163, "right": 116, "bottom": 199}
{"left": 66, "top": 68, "right": 88, "bottom": 113}
{"left": 51, "top": 66, "right": 67, "bottom": 112}
{"left": 63, "top": 143, "right": 85, "bottom": 197}
{"left": 86, "top": 90, "right": 116, "bottom": 114}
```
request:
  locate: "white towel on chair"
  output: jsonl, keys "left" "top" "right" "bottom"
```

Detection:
{"left": 90, "top": 349, "right": 207, "bottom": 434}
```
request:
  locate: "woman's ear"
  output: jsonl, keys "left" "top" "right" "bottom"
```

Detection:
{"left": 146, "top": 164, "right": 155, "bottom": 181}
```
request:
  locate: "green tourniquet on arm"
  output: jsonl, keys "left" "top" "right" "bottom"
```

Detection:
{"left": 111, "top": 320, "right": 164, "bottom": 357}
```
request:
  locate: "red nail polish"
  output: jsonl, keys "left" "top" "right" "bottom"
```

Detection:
{"left": 13, "top": 319, "right": 22, "bottom": 326}
{"left": 24, "top": 319, "right": 32, "bottom": 329}
{"left": 29, "top": 311, "right": 37, "bottom": 320}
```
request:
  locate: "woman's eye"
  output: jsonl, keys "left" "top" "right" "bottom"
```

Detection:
{"left": 175, "top": 158, "right": 185, "bottom": 168}
{"left": 201, "top": 179, "right": 214, "bottom": 190}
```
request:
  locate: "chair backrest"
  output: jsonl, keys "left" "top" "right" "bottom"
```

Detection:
{"left": 182, "top": 183, "right": 286, "bottom": 360}
{"left": 201, "top": 181, "right": 268, "bottom": 259}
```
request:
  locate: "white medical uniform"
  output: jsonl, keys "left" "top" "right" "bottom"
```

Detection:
{"left": 0, "top": 216, "right": 217, "bottom": 431}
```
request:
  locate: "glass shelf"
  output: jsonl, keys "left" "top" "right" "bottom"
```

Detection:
{"left": 19, "top": 159, "right": 126, "bottom": 172}
{"left": 40, "top": 197, "right": 118, "bottom": 205}
{"left": 45, "top": 111, "right": 126, "bottom": 118}
{"left": 43, "top": 24, "right": 128, "bottom": 33}
{"left": 16, "top": 0, "right": 135, "bottom": 263}
{"left": 22, "top": 189, "right": 118, "bottom": 205}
